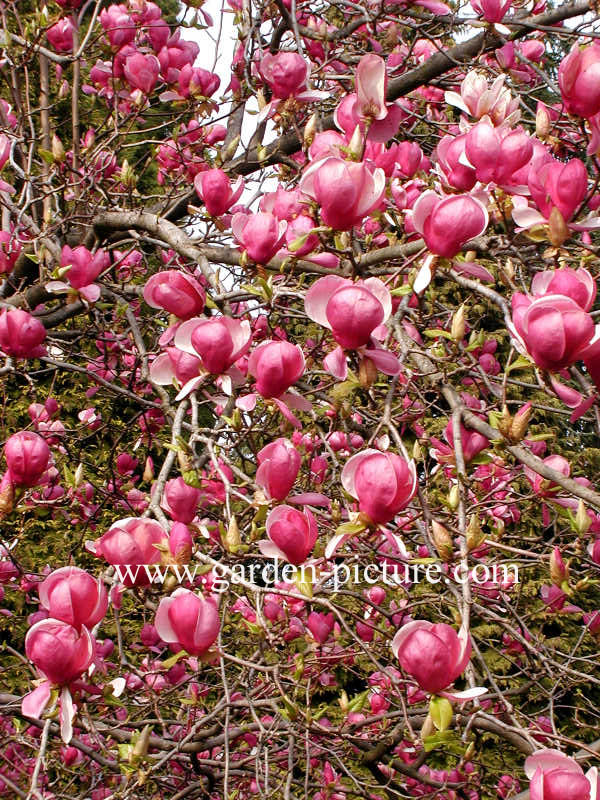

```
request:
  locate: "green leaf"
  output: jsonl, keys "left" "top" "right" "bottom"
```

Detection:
{"left": 506, "top": 355, "right": 533, "bottom": 374}
{"left": 335, "top": 521, "right": 367, "bottom": 536}
{"left": 423, "top": 730, "right": 463, "bottom": 754}
{"left": 162, "top": 649, "right": 187, "bottom": 669}
{"left": 423, "top": 328, "right": 453, "bottom": 340}
{"left": 429, "top": 696, "right": 453, "bottom": 732}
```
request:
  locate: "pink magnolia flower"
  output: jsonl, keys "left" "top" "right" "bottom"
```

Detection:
{"left": 257, "top": 52, "right": 328, "bottom": 122}
{"left": 412, "top": 191, "right": 489, "bottom": 259}
{"left": 49, "top": 245, "right": 111, "bottom": 302}
{"left": 525, "top": 749, "right": 600, "bottom": 800}
{"left": 172, "top": 315, "right": 252, "bottom": 396}
{"left": 531, "top": 267, "right": 597, "bottom": 311}
{"left": 169, "top": 522, "right": 193, "bottom": 563}
{"left": 256, "top": 438, "right": 301, "bottom": 500}
{"left": 0, "top": 308, "right": 47, "bottom": 358}
{"left": 194, "top": 168, "right": 244, "bottom": 217}
{"left": 355, "top": 53, "right": 388, "bottom": 120}
{"left": 46, "top": 17, "right": 75, "bottom": 52}
{"left": 392, "top": 620, "right": 472, "bottom": 694}
{"left": 304, "top": 275, "right": 401, "bottom": 379}
{"left": 305, "top": 276, "right": 390, "bottom": 349}
{"left": 528, "top": 157, "right": 587, "bottom": 223}
{"left": 99, "top": 5, "right": 136, "bottom": 49}
{"left": 39, "top": 567, "right": 108, "bottom": 630}
{"left": 259, "top": 52, "right": 309, "bottom": 99}
{"left": 436, "top": 134, "right": 477, "bottom": 192}
{"left": 90, "top": 517, "right": 168, "bottom": 586}
{"left": 509, "top": 294, "right": 596, "bottom": 372}
{"left": 559, "top": 43, "right": 600, "bottom": 118}
{"left": 307, "top": 611, "right": 335, "bottom": 644}
{"left": 341, "top": 449, "right": 417, "bottom": 525}
{"left": 155, "top": 588, "right": 220, "bottom": 655}
{"left": 143, "top": 270, "right": 206, "bottom": 319}
{"left": 471, "top": 0, "right": 512, "bottom": 23}
{"left": 4, "top": 431, "right": 50, "bottom": 487}
{"left": 442, "top": 419, "right": 489, "bottom": 463}
{"left": 247, "top": 340, "right": 305, "bottom": 398}
{"left": 25, "top": 618, "right": 95, "bottom": 685}
{"left": 300, "top": 157, "right": 386, "bottom": 231}
{"left": 150, "top": 346, "right": 203, "bottom": 389}
{"left": 160, "top": 476, "right": 201, "bottom": 524}
{"left": 524, "top": 454, "right": 571, "bottom": 497}
{"left": 231, "top": 212, "right": 287, "bottom": 264}
{"left": 464, "top": 121, "right": 532, "bottom": 185}
{"left": 259, "top": 505, "right": 318, "bottom": 564}
{"left": 445, "top": 71, "right": 520, "bottom": 126}
{"left": 0, "top": 230, "right": 22, "bottom": 274}
{"left": 124, "top": 53, "right": 160, "bottom": 94}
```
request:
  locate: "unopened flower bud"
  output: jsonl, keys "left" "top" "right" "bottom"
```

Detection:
{"left": 536, "top": 105, "right": 551, "bottom": 139}
{"left": 132, "top": 725, "right": 152, "bottom": 760}
{"left": 550, "top": 546, "right": 569, "bottom": 586}
{"left": 431, "top": 520, "right": 453, "bottom": 562}
{"left": 448, "top": 484, "right": 460, "bottom": 510}
{"left": 223, "top": 515, "right": 241, "bottom": 553}
{"left": 358, "top": 356, "right": 378, "bottom": 389}
{"left": 497, "top": 405, "right": 512, "bottom": 439}
{"left": 52, "top": 134, "right": 65, "bottom": 163}
{"left": 509, "top": 402, "right": 532, "bottom": 442}
{"left": 548, "top": 206, "right": 569, "bottom": 247}
{"left": 450, "top": 304, "right": 466, "bottom": 342}
{"left": 0, "top": 473, "right": 14, "bottom": 519}
{"left": 348, "top": 124, "right": 363, "bottom": 159}
{"left": 466, "top": 514, "right": 485, "bottom": 552}
{"left": 143, "top": 457, "right": 154, "bottom": 483}
{"left": 575, "top": 499, "right": 592, "bottom": 536}
{"left": 303, "top": 113, "right": 317, "bottom": 148}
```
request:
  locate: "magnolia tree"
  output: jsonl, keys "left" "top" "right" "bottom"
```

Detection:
{"left": 4, "top": 0, "right": 600, "bottom": 797}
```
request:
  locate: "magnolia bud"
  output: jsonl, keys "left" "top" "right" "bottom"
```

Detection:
{"left": 223, "top": 516, "right": 241, "bottom": 553}
{"left": 509, "top": 402, "right": 532, "bottom": 442}
{"left": 431, "top": 520, "right": 453, "bottom": 562}
{"left": 550, "top": 546, "right": 569, "bottom": 587}
{"left": 257, "top": 89, "right": 267, "bottom": 111}
{"left": 548, "top": 206, "right": 569, "bottom": 247}
{"left": 466, "top": 514, "right": 485, "bottom": 552}
{"left": 575, "top": 499, "right": 592, "bottom": 536}
{"left": 450, "top": 305, "right": 466, "bottom": 343}
{"left": 52, "top": 134, "right": 65, "bottom": 163}
{"left": 339, "top": 690, "right": 349, "bottom": 713}
{"left": 132, "top": 725, "right": 151, "bottom": 760}
{"left": 358, "top": 357, "right": 378, "bottom": 389}
{"left": 303, "top": 113, "right": 317, "bottom": 148}
{"left": 143, "top": 457, "right": 154, "bottom": 482}
{"left": 448, "top": 484, "right": 460, "bottom": 511}
{"left": 497, "top": 405, "right": 512, "bottom": 439}
{"left": 220, "top": 134, "right": 241, "bottom": 163}
{"left": 348, "top": 124, "right": 363, "bottom": 159}
{"left": 536, "top": 105, "right": 551, "bottom": 139}
{"left": 74, "top": 462, "right": 84, "bottom": 487}
{"left": 120, "top": 159, "right": 136, "bottom": 189}
{"left": 420, "top": 713, "right": 435, "bottom": 740}
{"left": 412, "top": 440, "right": 422, "bottom": 461}
{"left": 0, "top": 473, "right": 14, "bottom": 519}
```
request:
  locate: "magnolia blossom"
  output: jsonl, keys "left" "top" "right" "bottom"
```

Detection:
{"left": 525, "top": 749, "right": 600, "bottom": 800}
{"left": 143, "top": 270, "right": 206, "bottom": 319}
{"left": 89, "top": 517, "right": 168, "bottom": 586}
{"left": 194, "top": 168, "right": 244, "bottom": 217}
{"left": 464, "top": 121, "right": 533, "bottom": 186}
{"left": 256, "top": 438, "right": 301, "bottom": 501}
{"left": 412, "top": 191, "right": 489, "bottom": 260}
{"left": 531, "top": 267, "right": 597, "bottom": 311}
{"left": 509, "top": 294, "right": 596, "bottom": 372}
{"left": 299, "top": 157, "right": 386, "bottom": 231}
{"left": 165, "top": 315, "right": 252, "bottom": 397}
{"left": 39, "top": 567, "right": 108, "bottom": 630}
{"left": 259, "top": 505, "right": 318, "bottom": 564}
{"left": 232, "top": 212, "right": 287, "bottom": 264}
{"left": 4, "top": 431, "right": 50, "bottom": 487}
{"left": 304, "top": 275, "right": 401, "bottom": 379}
{"left": 392, "top": 620, "right": 482, "bottom": 698}
{"left": 559, "top": 42, "right": 600, "bottom": 118}
{"left": 0, "top": 309, "right": 47, "bottom": 359}
{"left": 341, "top": 449, "right": 417, "bottom": 525}
{"left": 47, "top": 245, "right": 111, "bottom": 303}
{"left": 471, "top": 0, "right": 512, "bottom": 22}
{"left": 257, "top": 52, "right": 328, "bottom": 121}
{"left": 155, "top": 588, "right": 220, "bottom": 655}
{"left": 445, "top": 71, "right": 520, "bottom": 126}
{"left": 160, "top": 476, "right": 201, "bottom": 524}
{"left": 123, "top": 53, "right": 161, "bottom": 94}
